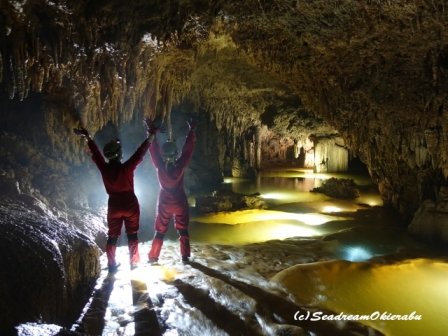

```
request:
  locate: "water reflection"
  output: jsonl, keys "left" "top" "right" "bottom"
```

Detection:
{"left": 271, "top": 258, "right": 448, "bottom": 336}
{"left": 222, "top": 169, "right": 382, "bottom": 207}
{"left": 189, "top": 169, "right": 381, "bottom": 246}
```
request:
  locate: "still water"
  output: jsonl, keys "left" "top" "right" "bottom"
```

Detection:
{"left": 188, "top": 168, "right": 383, "bottom": 246}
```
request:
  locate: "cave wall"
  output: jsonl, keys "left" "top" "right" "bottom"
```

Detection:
{"left": 2, "top": 0, "right": 448, "bottom": 221}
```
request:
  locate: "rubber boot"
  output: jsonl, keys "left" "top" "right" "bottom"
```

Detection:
{"left": 106, "top": 243, "right": 117, "bottom": 267}
{"left": 148, "top": 237, "right": 164, "bottom": 261}
{"left": 179, "top": 235, "right": 191, "bottom": 259}
{"left": 128, "top": 239, "right": 140, "bottom": 265}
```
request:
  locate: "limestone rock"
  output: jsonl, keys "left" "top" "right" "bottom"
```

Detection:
{"left": 16, "top": 193, "right": 51, "bottom": 216}
{"left": 0, "top": 199, "right": 101, "bottom": 332}
{"left": 408, "top": 187, "right": 448, "bottom": 246}
{"left": 311, "top": 177, "right": 360, "bottom": 199}
{"left": 195, "top": 188, "right": 268, "bottom": 213}
{"left": 0, "top": 175, "right": 20, "bottom": 198}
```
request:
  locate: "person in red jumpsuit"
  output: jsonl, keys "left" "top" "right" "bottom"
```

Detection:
{"left": 146, "top": 117, "right": 198, "bottom": 264}
{"left": 74, "top": 121, "right": 159, "bottom": 273}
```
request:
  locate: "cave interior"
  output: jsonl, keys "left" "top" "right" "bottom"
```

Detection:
{"left": 2, "top": 0, "right": 448, "bottom": 335}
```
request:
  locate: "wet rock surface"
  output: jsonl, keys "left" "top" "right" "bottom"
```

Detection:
{"left": 195, "top": 188, "right": 268, "bottom": 213}
{"left": 0, "top": 198, "right": 101, "bottom": 333}
{"left": 311, "top": 177, "right": 360, "bottom": 199}
{"left": 70, "top": 237, "right": 385, "bottom": 336}
{"left": 408, "top": 185, "right": 448, "bottom": 246}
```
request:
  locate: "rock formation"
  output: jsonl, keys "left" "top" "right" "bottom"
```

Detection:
{"left": 195, "top": 188, "right": 268, "bottom": 213}
{"left": 311, "top": 177, "right": 360, "bottom": 199}
{"left": 0, "top": 198, "right": 101, "bottom": 330}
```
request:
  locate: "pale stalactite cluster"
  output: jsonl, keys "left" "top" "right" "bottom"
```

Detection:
{"left": 295, "top": 137, "right": 315, "bottom": 169}
{"left": 314, "top": 137, "right": 348, "bottom": 173}
{"left": 146, "top": 47, "right": 197, "bottom": 136}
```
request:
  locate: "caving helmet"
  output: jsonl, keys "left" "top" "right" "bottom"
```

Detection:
{"left": 161, "top": 139, "right": 178, "bottom": 164}
{"left": 103, "top": 138, "right": 122, "bottom": 161}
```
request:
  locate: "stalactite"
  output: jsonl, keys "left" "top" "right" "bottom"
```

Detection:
{"left": 314, "top": 138, "right": 348, "bottom": 173}
{"left": 24, "top": 70, "right": 31, "bottom": 99}
{"left": 255, "top": 126, "right": 261, "bottom": 170}
{"left": 0, "top": 51, "right": 2, "bottom": 83}
{"left": 151, "top": 65, "right": 162, "bottom": 118}
{"left": 13, "top": 41, "right": 25, "bottom": 100}
{"left": 7, "top": 55, "right": 16, "bottom": 99}
{"left": 166, "top": 86, "right": 173, "bottom": 138}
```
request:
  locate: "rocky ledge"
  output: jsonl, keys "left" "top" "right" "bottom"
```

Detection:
{"left": 0, "top": 198, "right": 101, "bottom": 333}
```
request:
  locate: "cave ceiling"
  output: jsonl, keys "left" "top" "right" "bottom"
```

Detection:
{"left": 2, "top": 0, "right": 448, "bottom": 216}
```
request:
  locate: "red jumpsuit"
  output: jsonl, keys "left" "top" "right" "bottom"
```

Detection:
{"left": 148, "top": 129, "right": 196, "bottom": 260}
{"left": 88, "top": 139, "right": 150, "bottom": 266}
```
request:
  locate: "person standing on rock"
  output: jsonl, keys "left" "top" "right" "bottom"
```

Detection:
{"left": 146, "top": 116, "right": 198, "bottom": 264}
{"left": 74, "top": 120, "right": 160, "bottom": 273}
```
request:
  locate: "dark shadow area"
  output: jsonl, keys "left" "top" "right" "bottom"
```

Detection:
{"left": 297, "top": 146, "right": 306, "bottom": 167}
{"left": 73, "top": 275, "right": 116, "bottom": 335}
{"left": 171, "top": 279, "right": 264, "bottom": 336}
{"left": 348, "top": 156, "right": 370, "bottom": 175}
{"left": 131, "top": 280, "right": 163, "bottom": 336}
{"left": 188, "top": 262, "right": 385, "bottom": 336}
{"left": 260, "top": 105, "right": 277, "bottom": 128}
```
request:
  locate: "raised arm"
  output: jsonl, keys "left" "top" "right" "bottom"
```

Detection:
{"left": 88, "top": 139, "right": 105, "bottom": 164}
{"left": 149, "top": 135, "right": 164, "bottom": 168}
{"left": 126, "top": 133, "right": 155, "bottom": 170}
{"left": 73, "top": 127, "right": 105, "bottom": 164}
{"left": 176, "top": 118, "right": 198, "bottom": 168}
{"left": 144, "top": 116, "right": 166, "bottom": 169}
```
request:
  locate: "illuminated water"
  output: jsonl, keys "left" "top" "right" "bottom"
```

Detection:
{"left": 188, "top": 168, "right": 383, "bottom": 247}
{"left": 72, "top": 168, "right": 448, "bottom": 336}
{"left": 272, "top": 258, "right": 448, "bottom": 336}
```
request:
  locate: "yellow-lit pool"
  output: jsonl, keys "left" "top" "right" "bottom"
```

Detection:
{"left": 271, "top": 258, "right": 448, "bottom": 336}
{"left": 189, "top": 169, "right": 381, "bottom": 245}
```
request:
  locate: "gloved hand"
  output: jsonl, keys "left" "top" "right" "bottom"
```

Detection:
{"left": 73, "top": 127, "right": 91, "bottom": 139}
{"left": 73, "top": 127, "right": 91, "bottom": 142}
{"left": 187, "top": 117, "right": 200, "bottom": 131}
{"left": 144, "top": 117, "right": 156, "bottom": 130}
{"left": 144, "top": 117, "right": 165, "bottom": 134}
{"left": 155, "top": 124, "right": 166, "bottom": 134}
